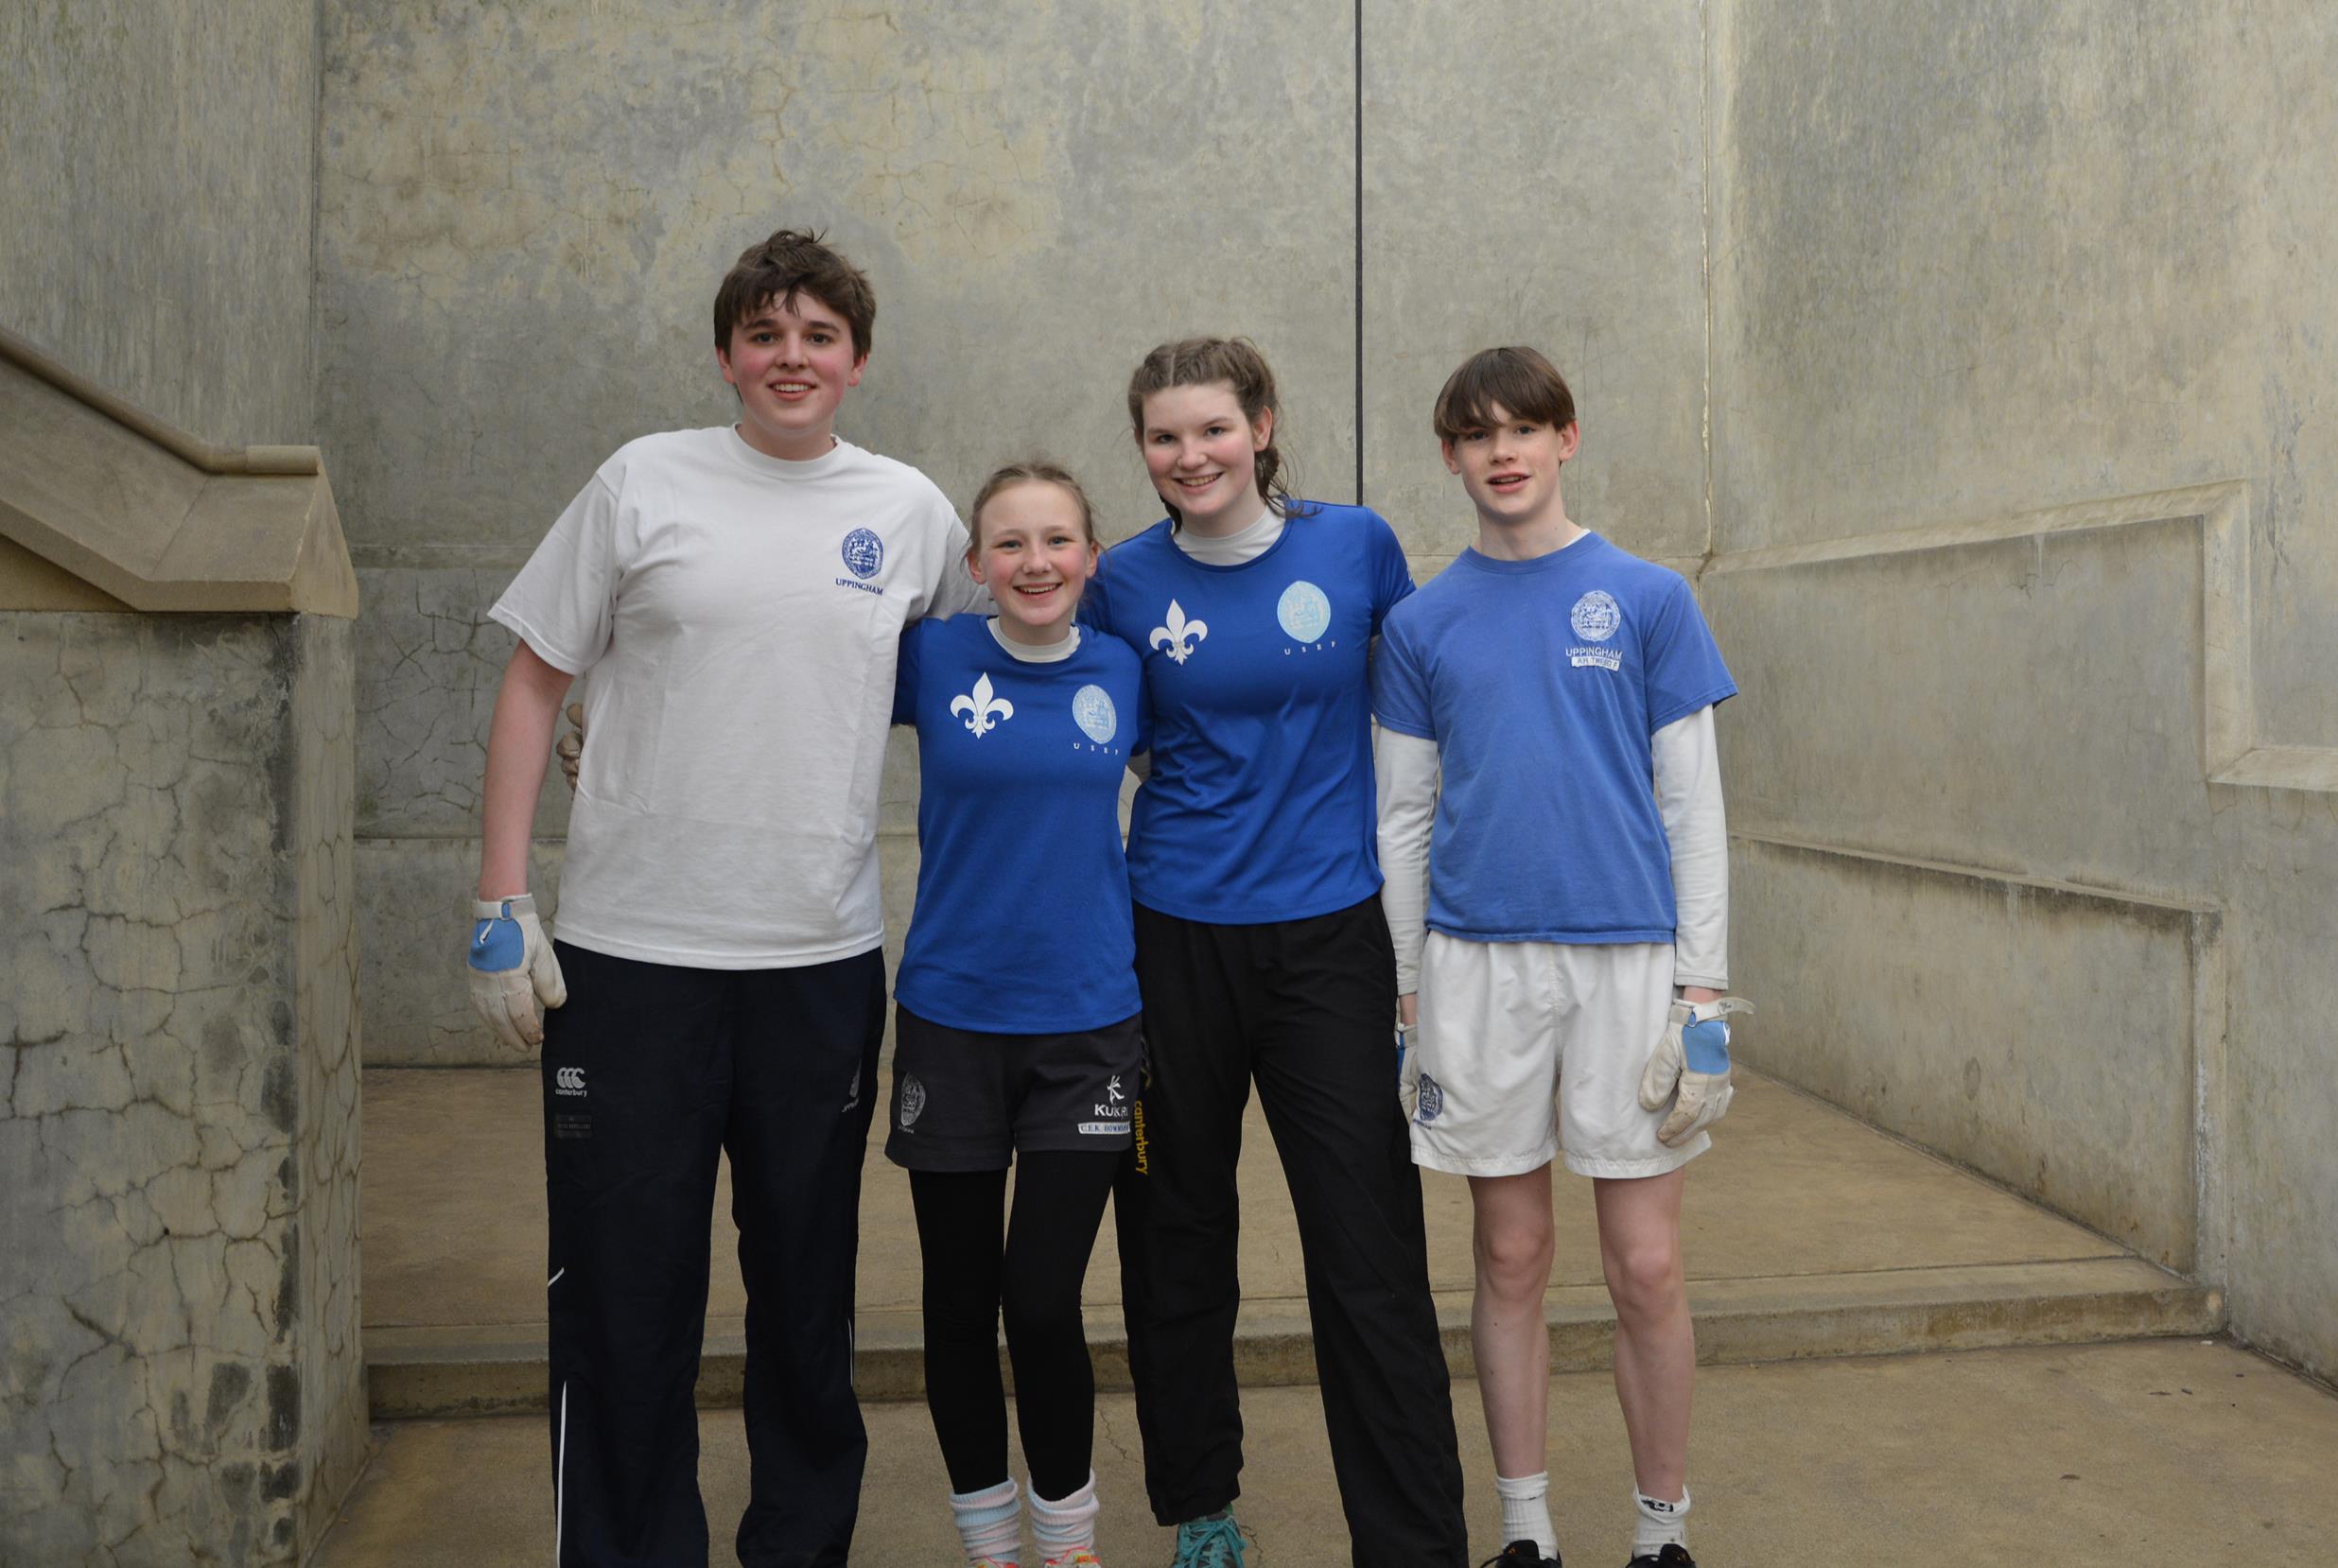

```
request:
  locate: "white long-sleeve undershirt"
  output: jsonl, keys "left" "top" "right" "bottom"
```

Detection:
{"left": 1375, "top": 705, "right": 1729, "bottom": 995}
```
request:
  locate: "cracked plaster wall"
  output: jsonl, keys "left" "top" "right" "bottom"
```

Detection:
{"left": 1710, "top": 0, "right": 2338, "bottom": 1376}
{"left": 1, "top": 613, "right": 365, "bottom": 1566}
{"left": 0, "top": 0, "right": 318, "bottom": 444}
{"left": 317, "top": 0, "right": 1710, "bottom": 1063}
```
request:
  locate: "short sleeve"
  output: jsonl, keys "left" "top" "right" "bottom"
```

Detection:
{"left": 1371, "top": 614, "right": 1436, "bottom": 740}
{"left": 926, "top": 504, "right": 990, "bottom": 619}
{"left": 1364, "top": 509, "right": 1417, "bottom": 630}
{"left": 1641, "top": 576, "right": 1737, "bottom": 733}
{"left": 892, "top": 621, "right": 928, "bottom": 726}
{"left": 488, "top": 470, "right": 621, "bottom": 675}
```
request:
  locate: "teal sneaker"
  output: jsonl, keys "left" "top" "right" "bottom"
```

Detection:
{"left": 1169, "top": 1512, "right": 1246, "bottom": 1568}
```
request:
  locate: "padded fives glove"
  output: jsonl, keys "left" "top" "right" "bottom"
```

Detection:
{"left": 1637, "top": 995, "right": 1754, "bottom": 1148}
{"left": 468, "top": 893, "right": 567, "bottom": 1053}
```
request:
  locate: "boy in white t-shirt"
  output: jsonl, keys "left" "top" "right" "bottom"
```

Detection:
{"left": 467, "top": 229, "right": 985, "bottom": 1566}
{"left": 1373, "top": 348, "right": 1745, "bottom": 1568}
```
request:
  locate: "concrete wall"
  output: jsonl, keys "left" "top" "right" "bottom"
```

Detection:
{"left": 1709, "top": 0, "right": 2338, "bottom": 1377}
{"left": 0, "top": 613, "right": 365, "bottom": 1567}
{"left": 0, "top": 0, "right": 319, "bottom": 444}
{"left": 324, "top": 0, "right": 1711, "bottom": 1063}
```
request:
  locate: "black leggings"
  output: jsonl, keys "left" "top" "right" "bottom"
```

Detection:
{"left": 911, "top": 1152, "right": 1121, "bottom": 1499}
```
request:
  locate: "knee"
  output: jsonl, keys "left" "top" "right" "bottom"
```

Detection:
{"left": 1474, "top": 1218, "right": 1556, "bottom": 1300}
{"left": 1601, "top": 1237, "right": 1684, "bottom": 1316}
{"left": 1001, "top": 1280, "right": 1085, "bottom": 1348}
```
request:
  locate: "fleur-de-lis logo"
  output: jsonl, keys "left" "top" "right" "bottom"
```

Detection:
{"left": 950, "top": 672, "right": 1015, "bottom": 738}
{"left": 1149, "top": 600, "right": 1209, "bottom": 664}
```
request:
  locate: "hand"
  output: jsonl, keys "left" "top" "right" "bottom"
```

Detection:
{"left": 468, "top": 893, "right": 567, "bottom": 1052}
{"left": 1637, "top": 996, "right": 1753, "bottom": 1148}
{"left": 554, "top": 703, "right": 584, "bottom": 793}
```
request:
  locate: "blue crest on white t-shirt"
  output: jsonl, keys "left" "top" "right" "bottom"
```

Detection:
{"left": 1073, "top": 684, "right": 1119, "bottom": 743}
{"left": 1277, "top": 580, "right": 1332, "bottom": 642}
{"left": 841, "top": 528, "right": 886, "bottom": 580}
{"left": 1569, "top": 589, "right": 1621, "bottom": 641}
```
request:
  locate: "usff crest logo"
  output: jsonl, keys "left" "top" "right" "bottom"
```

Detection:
{"left": 1072, "top": 685, "right": 1118, "bottom": 744}
{"left": 1414, "top": 1071, "right": 1443, "bottom": 1124}
{"left": 1277, "top": 580, "right": 1332, "bottom": 642}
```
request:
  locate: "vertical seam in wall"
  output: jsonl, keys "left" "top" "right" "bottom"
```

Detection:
{"left": 1353, "top": 0, "right": 1366, "bottom": 507}
{"left": 1697, "top": 0, "right": 1715, "bottom": 579}
{"left": 307, "top": 0, "right": 326, "bottom": 447}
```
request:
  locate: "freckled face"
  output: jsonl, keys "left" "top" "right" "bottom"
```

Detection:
{"left": 1139, "top": 381, "right": 1272, "bottom": 532}
{"left": 717, "top": 291, "right": 864, "bottom": 461}
{"left": 969, "top": 480, "right": 1098, "bottom": 644}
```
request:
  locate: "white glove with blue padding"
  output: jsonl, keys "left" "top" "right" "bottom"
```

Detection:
{"left": 468, "top": 893, "right": 567, "bottom": 1052}
{"left": 1638, "top": 995, "right": 1754, "bottom": 1148}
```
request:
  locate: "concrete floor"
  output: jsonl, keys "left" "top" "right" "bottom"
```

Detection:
{"left": 314, "top": 1337, "right": 2337, "bottom": 1566}
{"left": 363, "top": 1065, "right": 2124, "bottom": 1341}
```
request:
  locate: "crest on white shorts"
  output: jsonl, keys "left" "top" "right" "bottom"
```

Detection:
{"left": 1414, "top": 1071, "right": 1444, "bottom": 1124}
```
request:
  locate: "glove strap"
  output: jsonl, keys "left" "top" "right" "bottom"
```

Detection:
{"left": 472, "top": 893, "right": 538, "bottom": 921}
{"left": 1686, "top": 995, "right": 1753, "bottom": 1025}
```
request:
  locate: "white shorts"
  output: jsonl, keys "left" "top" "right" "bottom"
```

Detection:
{"left": 1406, "top": 934, "right": 1707, "bottom": 1180}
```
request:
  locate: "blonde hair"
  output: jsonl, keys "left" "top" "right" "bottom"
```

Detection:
{"left": 968, "top": 458, "right": 1098, "bottom": 553}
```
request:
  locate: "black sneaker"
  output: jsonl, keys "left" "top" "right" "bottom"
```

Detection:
{"left": 1481, "top": 1542, "right": 1562, "bottom": 1568}
{"left": 1625, "top": 1546, "right": 1695, "bottom": 1567}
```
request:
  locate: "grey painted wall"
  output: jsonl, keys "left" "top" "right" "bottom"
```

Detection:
{"left": 0, "top": 0, "right": 319, "bottom": 444}
{"left": 1709, "top": 0, "right": 2338, "bottom": 1377}
{"left": 321, "top": 0, "right": 1363, "bottom": 1061}
{"left": 0, "top": 614, "right": 365, "bottom": 1567}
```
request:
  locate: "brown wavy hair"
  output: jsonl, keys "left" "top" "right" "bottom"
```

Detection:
{"left": 1431, "top": 346, "right": 1576, "bottom": 444}
{"left": 712, "top": 228, "right": 877, "bottom": 360}
{"left": 1125, "top": 337, "right": 1300, "bottom": 524}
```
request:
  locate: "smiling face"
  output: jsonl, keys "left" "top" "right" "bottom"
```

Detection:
{"left": 1442, "top": 400, "right": 1580, "bottom": 538}
{"left": 716, "top": 289, "right": 866, "bottom": 461}
{"left": 1138, "top": 381, "right": 1274, "bottom": 534}
{"left": 969, "top": 479, "right": 1099, "bottom": 645}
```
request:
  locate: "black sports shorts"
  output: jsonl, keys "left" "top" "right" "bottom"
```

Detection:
{"left": 884, "top": 1004, "right": 1144, "bottom": 1172}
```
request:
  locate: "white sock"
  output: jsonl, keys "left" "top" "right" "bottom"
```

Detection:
{"left": 1632, "top": 1487, "right": 1690, "bottom": 1558}
{"left": 950, "top": 1477, "right": 1021, "bottom": 1565}
{"left": 1030, "top": 1471, "right": 1100, "bottom": 1564}
{"left": 1494, "top": 1471, "right": 1557, "bottom": 1559}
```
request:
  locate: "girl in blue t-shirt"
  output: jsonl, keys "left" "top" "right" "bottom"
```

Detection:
{"left": 1078, "top": 340, "right": 1468, "bottom": 1568}
{"left": 886, "top": 461, "right": 1145, "bottom": 1568}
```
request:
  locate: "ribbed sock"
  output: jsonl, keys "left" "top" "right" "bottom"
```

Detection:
{"left": 1494, "top": 1470, "right": 1557, "bottom": 1559}
{"left": 950, "top": 1476, "right": 1021, "bottom": 1565}
{"left": 1632, "top": 1487, "right": 1690, "bottom": 1558}
{"left": 1030, "top": 1471, "right": 1100, "bottom": 1563}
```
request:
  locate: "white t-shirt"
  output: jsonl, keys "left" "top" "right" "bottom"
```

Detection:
{"left": 491, "top": 426, "right": 985, "bottom": 968}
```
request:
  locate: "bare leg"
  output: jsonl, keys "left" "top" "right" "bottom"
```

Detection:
{"left": 1593, "top": 1168, "right": 1692, "bottom": 1499}
{"left": 1469, "top": 1164, "right": 1557, "bottom": 1477}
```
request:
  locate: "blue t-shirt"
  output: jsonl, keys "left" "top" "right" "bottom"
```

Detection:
{"left": 1083, "top": 502, "right": 1414, "bottom": 923}
{"left": 1372, "top": 532, "right": 1736, "bottom": 945}
{"left": 892, "top": 618, "right": 1146, "bottom": 1032}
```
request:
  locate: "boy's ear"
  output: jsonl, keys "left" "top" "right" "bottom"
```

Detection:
{"left": 1439, "top": 438, "right": 1462, "bottom": 476}
{"left": 1556, "top": 420, "right": 1581, "bottom": 462}
{"left": 848, "top": 351, "right": 868, "bottom": 386}
{"left": 716, "top": 343, "right": 737, "bottom": 387}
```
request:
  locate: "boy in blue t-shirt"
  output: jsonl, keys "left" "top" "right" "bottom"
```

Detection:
{"left": 1373, "top": 347, "right": 1745, "bottom": 1568}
